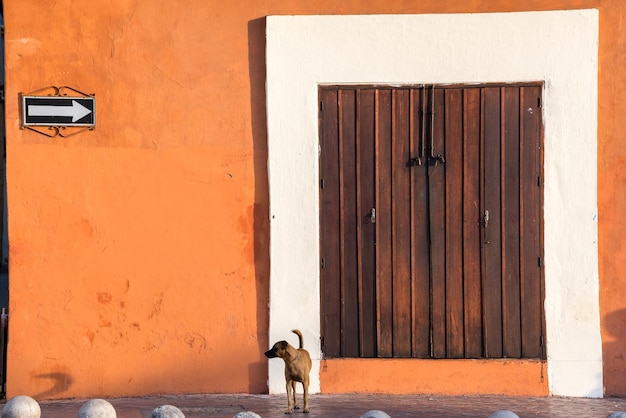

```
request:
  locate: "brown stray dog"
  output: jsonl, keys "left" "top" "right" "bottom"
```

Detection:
{"left": 265, "top": 329, "right": 312, "bottom": 414}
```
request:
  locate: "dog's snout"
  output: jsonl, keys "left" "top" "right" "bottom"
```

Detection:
{"left": 264, "top": 349, "right": 278, "bottom": 358}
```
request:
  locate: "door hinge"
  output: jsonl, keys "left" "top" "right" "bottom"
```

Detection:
{"left": 537, "top": 176, "right": 542, "bottom": 187}
{"left": 540, "top": 335, "right": 544, "bottom": 347}
{"left": 537, "top": 97, "right": 542, "bottom": 108}
{"left": 320, "top": 178, "right": 325, "bottom": 189}
{"left": 321, "top": 257, "right": 326, "bottom": 269}
{"left": 538, "top": 256, "right": 542, "bottom": 267}
{"left": 320, "top": 101, "right": 323, "bottom": 112}
{"left": 321, "top": 335, "right": 325, "bottom": 349}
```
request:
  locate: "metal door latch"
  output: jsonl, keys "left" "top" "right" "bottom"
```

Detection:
{"left": 366, "top": 208, "right": 376, "bottom": 224}
{"left": 483, "top": 210, "right": 490, "bottom": 244}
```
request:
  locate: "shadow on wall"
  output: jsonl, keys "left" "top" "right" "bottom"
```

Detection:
{"left": 247, "top": 16, "right": 270, "bottom": 394}
{"left": 32, "top": 347, "right": 267, "bottom": 400}
{"left": 602, "top": 308, "right": 626, "bottom": 396}
{"left": 33, "top": 372, "right": 74, "bottom": 399}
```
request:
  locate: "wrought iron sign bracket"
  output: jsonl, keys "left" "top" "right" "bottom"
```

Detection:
{"left": 19, "top": 86, "right": 96, "bottom": 138}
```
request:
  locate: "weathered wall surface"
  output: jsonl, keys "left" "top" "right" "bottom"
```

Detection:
{"left": 2, "top": 0, "right": 625, "bottom": 399}
{"left": 3, "top": 1, "right": 271, "bottom": 398}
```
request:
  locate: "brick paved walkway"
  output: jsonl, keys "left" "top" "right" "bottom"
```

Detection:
{"left": 6, "top": 393, "right": 625, "bottom": 418}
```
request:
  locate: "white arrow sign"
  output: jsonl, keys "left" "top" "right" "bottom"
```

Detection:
{"left": 28, "top": 99, "right": 92, "bottom": 122}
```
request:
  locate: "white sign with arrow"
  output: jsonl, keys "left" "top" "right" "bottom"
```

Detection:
{"left": 21, "top": 95, "right": 96, "bottom": 127}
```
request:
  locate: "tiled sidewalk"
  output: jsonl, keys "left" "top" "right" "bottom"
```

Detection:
{"left": 8, "top": 393, "right": 626, "bottom": 418}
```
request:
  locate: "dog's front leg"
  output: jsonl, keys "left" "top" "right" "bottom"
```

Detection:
{"left": 291, "top": 380, "right": 300, "bottom": 410}
{"left": 285, "top": 380, "right": 294, "bottom": 414}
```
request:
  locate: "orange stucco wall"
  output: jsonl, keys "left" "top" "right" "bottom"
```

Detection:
{"left": 320, "top": 359, "right": 548, "bottom": 396}
{"left": 2, "top": 0, "right": 625, "bottom": 399}
{"left": 597, "top": 0, "right": 626, "bottom": 398}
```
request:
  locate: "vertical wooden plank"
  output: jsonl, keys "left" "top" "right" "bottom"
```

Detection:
{"left": 444, "top": 88, "right": 465, "bottom": 358}
{"left": 502, "top": 87, "right": 522, "bottom": 358}
{"left": 482, "top": 87, "right": 503, "bottom": 358}
{"left": 358, "top": 89, "right": 377, "bottom": 357}
{"left": 462, "top": 87, "right": 484, "bottom": 358}
{"left": 429, "top": 87, "right": 447, "bottom": 358}
{"left": 411, "top": 88, "right": 431, "bottom": 358}
{"left": 339, "top": 89, "right": 360, "bottom": 357}
{"left": 392, "top": 89, "right": 412, "bottom": 357}
{"left": 319, "top": 88, "right": 342, "bottom": 357}
{"left": 376, "top": 89, "right": 394, "bottom": 357}
{"left": 520, "top": 86, "right": 544, "bottom": 358}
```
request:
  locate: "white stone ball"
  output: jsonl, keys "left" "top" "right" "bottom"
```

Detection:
{"left": 78, "top": 399, "right": 117, "bottom": 418}
{"left": 360, "top": 410, "right": 391, "bottom": 418}
{"left": 150, "top": 405, "right": 185, "bottom": 418}
{"left": 233, "top": 412, "right": 262, "bottom": 418}
{"left": 488, "top": 411, "right": 520, "bottom": 418}
{"left": 2, "top": 396, "right": 41, "bottom": 418}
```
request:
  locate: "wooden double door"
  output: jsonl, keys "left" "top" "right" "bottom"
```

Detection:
{"left": 319, "top": 84, "right": 544, "bottom": 359}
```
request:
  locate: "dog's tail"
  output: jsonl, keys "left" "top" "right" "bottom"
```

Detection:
{"left": 292, "top": 329, "right": 304, "bottom": 349}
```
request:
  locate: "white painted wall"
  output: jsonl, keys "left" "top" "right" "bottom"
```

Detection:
{"left": 266, "top": 10, "right": 600, "bottom": 397}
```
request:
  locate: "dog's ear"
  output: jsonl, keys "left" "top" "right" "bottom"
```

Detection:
{"left": 279, "top": 340, "right": 288, "bottom": 349}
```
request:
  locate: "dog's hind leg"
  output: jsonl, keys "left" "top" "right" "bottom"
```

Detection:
{"left": 302, "top": 376, "right": 310, "bottom": 413}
